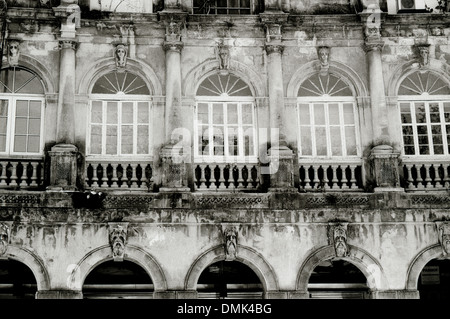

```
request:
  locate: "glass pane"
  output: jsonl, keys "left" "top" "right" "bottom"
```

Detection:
{"left": 15, "top": 118, "right": 27, "bottom": 134}
{"left": 0, "top": 134, "right": 5, "bottom": 152}
{"left": 429, "top": 102, "right": 441, "bottom": 123}
{"left": 415, "top": 103, "right": 426, "bottom": 124}
{"left": 14, "top": 69, "right": 44, "bottom": 94}
{"left": 0, "top": 118, "right": 6, "bottom": 134}
{"left": 106, "top": 102, "right": 118, "bottom": 124}
{"left": 315, "top": 127, "right": 327, "bottom": 156}
{"left": 400, "top": 103, "right": 412, "bottom": 124}
{"left": 122, "top": 102, "right": 134, "bottom": 124}
{"left": 241, "top": 0, "right": 250, "bottom": 6}
{"left": 213, "top": 127, "right": 224, "bottom": 156}
{"left": 330, "top": 127, "right": 342, "bottom": 156}
{"left": 199, "top": 127, "right": 209, "bottom": 155}
{"left": 92, "top": 71, "right": 150, "bottom": 95}
{"left": 242, "top": 104, "right": 253, "bottom": 125}
{"left": 29, "top": 118, "right": 41, "bottom": 135}
{"left": 106, "top": 126, "right": 117, "bottom": 155}
{"left": 300, "top": 127, "right": 312, "bottom": 156}
{"left": 13, "top": 136, "right": 26, "bottom": 152}
{"left": 343, "top": 103, "right": 355, "bottom": 125}
{"left": 227, "top": 104, "right": 238, "bottom": 124}
{"left": 345, "top": 127, "right": 357, "bottom": 156}
{"left": 90, "top": 125, "right": 102, "bottom": 154}
{"left": 91, "top": 101, "right": 103, "bottom": 123}
{"left": 213, "top": 104, "right": 224, "bottom": 124}
{"left": 197, "top": 103, "right": 209, "bottom": 125}
{"left": 137, "top": 126, "right": 149, "bottom": 154}
{"left": 27, "top": 136, "right": 40, "bottom": 153}
{"left": 121, "top": 125, "right": 133, "bottom": 154}
{"left": 228, "top": 127, "right": 238, "bottom": 156}
{"left": 243, "top": 126, "right": 254, "bottom": 156}
{"left": 445, "top": 102, "right": 450, "bottom": 123}
{"left": 314, "top": 104, "right": 325, "bottom": 125}
{"left": 138, "top": 102, "right": 149, "bottom": 124}
{"left": 328, "top": 104, "right": 340, "bottom": 125}
{"left": 299, "top": 104, "right": 310, "bottom": 125}
{"left": 16, "top": 100, "right": 28, "bottom": 116}
{"left": 419, "top": 145, "right": 430, "bottom": 155}
{"left": 29, "top": 101, "right": 41, "bottom": 117}
{"left": 0, "top": 100, "right": 7, "bottom": 116}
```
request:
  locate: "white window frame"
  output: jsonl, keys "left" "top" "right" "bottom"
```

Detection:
{"left": 87, "top": 94, "right": 153, "bottom": 161}
{"left": 194, "top": 96, "right": 258, "bottom": 164}
{"left": 297, "top": 96, "right": 361, "bottom": 160}
{"left": 0, "top": 94, "right": 46, "bottom": 156}
{"left": 398, "top": 94, "right": 450, "bottom": 158}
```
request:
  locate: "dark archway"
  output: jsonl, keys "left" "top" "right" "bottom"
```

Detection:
{"left": 308, "top": 259, "right": 370, "bottom": 299}
{"left": 197, "top": 260, "right": 263, "bottom": 299}
{"left": 0, "top": 259, "right": 37, "bottom": 299}
{"left": 418, "top": 259, "right": 450, "bottom": 300}
{"left": 82, "top": 260, "right": 153, "bottom": 299}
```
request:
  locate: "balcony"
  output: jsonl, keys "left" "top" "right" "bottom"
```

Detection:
{"left": 194, "top": 163, "right": 260, "bottom": 191}
{"left": 0, "top": 157, "right": 44, "bottom": 190}
{"left": 402, "top": 158, "right": 450, "bottom": 191}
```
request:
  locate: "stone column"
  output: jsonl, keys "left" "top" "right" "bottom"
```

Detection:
{"left": 159, "top": 12, "right": 189, "bottom": 192}
{"left": 360, "top": 7, "right": 401, "bottom": 190}
{"left": 261, "top": 14, "right": 295, "bottom": 191}
{"left": 49, "top": 2, "right": 80, "bottom": 191}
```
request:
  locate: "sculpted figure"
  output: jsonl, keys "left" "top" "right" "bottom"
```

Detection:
{"left": 0, "top": 224, "right": 9, "bottom": 256}
{"left": 418, "top": 46, "right": 430, "bottom": 68}
{"left": 318, "top": 46, "right": 330, "bottom": 68}
{"left": 333, "top": 225, "right": 349, "bottom": 257}
{"left": 115, "top": 44, "right": 128, "bottom": 68}
{"left": 109, "top": 225, "right": 127, "bottom": 261}
{"left": 8, "top": 41, "right": 20, "bottom": 66}
{"left": 224, "top": 227, "right": 237, "bottom": 261}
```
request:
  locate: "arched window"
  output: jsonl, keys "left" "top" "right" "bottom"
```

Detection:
{"left": 195, "top": 73, "right": 256, "bottom": 163}
{"left": 297, "top": 73, "right": 359, "bottom": 158}
{"left": 399, "top": 70, "right": 450, "bottom": 156}
{"left": 0, "top": 66, "right": 45, "bottom": 155}
{"left": 87, "top": 70, "right": 151, "bottom": 157}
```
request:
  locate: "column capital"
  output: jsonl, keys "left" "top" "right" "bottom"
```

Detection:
{"left": 163, "top": 41, "right": 184, "bottom": 53}
{"left": 265, "top": 44, "right": 284, "bottom": 55}
{"left": 363, "top": 40, "right": 384, "bottom": 53}
{"left": 58, "top": 39, "right": 78, "bottom": 51}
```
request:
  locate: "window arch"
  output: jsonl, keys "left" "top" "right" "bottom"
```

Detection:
{"left": 87, "top": 70, "right": 152, "bottom": 157}
{"left": 0, "top": 66, "right": 45, "bottom": 155}
{"left": 297, "top": 72, "right": 359, "bottom": 158}
{"left": 399, "top": 70, "right": 450, "bottom": 156}
{"left": 194, "top": 72, "right": 257, "bottom": 162}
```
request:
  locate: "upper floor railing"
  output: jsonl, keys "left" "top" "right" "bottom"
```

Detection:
{"left": 0, "top": 157, "right": 44, "bottom": 190}
{"left": 402, "top": 158, "right": 450, "bottom": 191}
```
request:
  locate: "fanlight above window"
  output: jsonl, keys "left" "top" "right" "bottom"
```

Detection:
{"left": 298, "top": 73, "right": 353, "bottom": 97}
{"left": 398, "top": 70, "right": 450, "bottom": 95}
{"left": 196, "top": 73, "right": 252, "bottom": 97}
{"left": 0, "top": 67, "right": 44, "bottom": 94}
{"left": 92, "top": 71, "right": 150, "bottom": 95}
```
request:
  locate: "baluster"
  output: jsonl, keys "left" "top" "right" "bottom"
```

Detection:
{"left": 237, "top": 165, "right": 244, "bottom": 189}
{"left": 341, "top": 165, "right": 349, "bottom": 190}
{"left": 444, "top": 163, "right": 450, "bottom": 189}
{"left": 129, "top": 163, "right": 139, "bottom": 188}
{"left": 415, "top": 165, "right": 425, "bottom": 189}
{"left": 405, "top": 164, "right": 415, "bottom": 189}
{"left": 92, "top": 164, "right": 100, "bottom": 188}
{"left": 10, "top": 162, "right": 19, "bottom": 188}
{"left": 423, "top": 164, "right": 432, "bottom": 188}
{"left": 349, "top": 164, "right": 357, "bottom": 189}
{"left": 218, "top": 164, "right": 226, "bottom": 190}
{"left": 29, "top": 162, "right": 39, "bottom": 187}
{"left": 0, "top": 161, "right": 7, "bottom": 187}
{"left": 304, "top": 165, "right": 312, "bottom": 190}
{"left": 435, "top": 164, "right": 444, "bottom": 189}
{"left": 330, "top": 164, "right": 338, "bottom": 190}
{"left": 111, "top": 163, "right": 119, "bottom": 188}
{"left": 312, "top": 165, "right": 320, "bottom": 190}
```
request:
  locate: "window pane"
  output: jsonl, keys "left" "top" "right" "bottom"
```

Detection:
{"left": 241, "top": 0, "right": 250, "bottom": 7}
{"left": 227, "top": 104, "right": 238, "bottom": 124}
{"left": 213, "top": 104, "right": 224, "bottom": 124}
{"left": 330, "top": 127, "right": 342, "bottom": 156}
{"left": 314, "top": 104, "right": 325, "bottom": 125}
{"left": 213, "top": 127, "right": 224, "bottom": 156}
{"left": 91, "top": 101, "right": 103, "bottom": 123}
{"left": 27, "top": 136, "right": 40, "bottom": 153}
{"left": 429, "top": 102, "right": 441, "bottom": 123}
{"left": 345, "top": 127, "right": 357, "bottom": 156}
{"left": 300, "top": 127, "right": 312, "bottom": 156}
{"left": 243, "top": 127, "right": 254, "bottom": 156}
{"left": 199, "top": 127, "right": 209, "bottom": 155}
{"left": 198, "top": 103, "right": 209, "bottom": 125}
{"left": 137, "top": 126, "right": 149, "bottom": 154}
{"left": 138, "top": 102, "right": 149, "bottom": 124}
{"left": 242, "top": 104, "right": 253, "bottom": 125}
{"left": 0, "top": 118, "right": 6, "bottom": 134}
{"left": 328, "top": 104, "right": 340, "bottom": 125}
{"left": 444, "top": 102, "right": 450, "bottom": 123}
{"left": 400, "top": 103, "right": 412, "bottom": 124}
{"left": 0, "top": 134, "right": 5, "bottom": 152}
{"left": 15, "top": 118, "right": 27, "bottom": 134}
{"left": 315, "top": 127, "right": 327, "bottom": 156}
{"left": 13, "top": 136, "right": 26, "bottom": 152}
{"left": 16, "top": 100, "right": 28, "bottom": 116}
{"left": 121, "top": 125, "right": 133, "bottom": 154}
{"left": 343, "top": 103, "right": 355, "bottom": 125}
{"left": 415, "top": 103, "right": 426, "bottom": 123}
{"left": 228, "top": 127, "right": 238, "bottom": 156}
{"left": 90, "top": 125, "right": 102, "bottom": 154}
{"left": 447, "top": 124, "right": 450, "bottom": 153}
{"left": 122, "top": 102, "right": 134, "bottom": 124}
{"left": 29, "top": 118, "right": 41, "bottom": 135}
{"left": 29, "top": 101, "right": 41, "bottom": 117}
{"left": 106, "top": 126, "right": 117, "bottom": 154}
{"left": 106, "top": 102, "right": 118, "bottom": 124}
{"left": 299, "top": 104, "right": 310, "bottom": 125}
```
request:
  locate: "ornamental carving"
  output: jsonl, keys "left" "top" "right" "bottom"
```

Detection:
{"left": 328, "top": 223, "right": 349, "bottom": 257}
{"left": 317, "top": 46, "right": 330, "bottom": 75}
{"left": 265, "top": 44, "right": 284, "bottom": 55}
{"left": 416, "top": 44, "right": 430, "bottom": 68}
{"left": 0, "top": 223, "right": 10, "bottom": 256}
{"left": 436, "top": 222, "right": 450, "bottom": 257}
{"left": 109, "top": 223, "right": 128, "bottom": 262}
{"left": 223, "top": 227, "right": 238, "bottom": 261}
{"left": 7, "top": 40, "right": 20, "bottom": 66}
{"left": 114, "top": 44, "right": 128, "bottom": 69}
{"left": 265, "top": 24, "right": 282, "bottom": 42}
{"left": 216, "top": 40, "right": 230, "bottom": 74}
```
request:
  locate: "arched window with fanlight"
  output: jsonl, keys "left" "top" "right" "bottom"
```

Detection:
{"left": 87, "top": 70, "right": 151, "bottom": 157}
{"left": 399, "top": 70, "right": 450, "bottom": 156}
{"left": 297, "top": 72, "right": 362, "bottom": 190}
{"left": 195, "top": 73, "right": 256, "bottom": 163}
{"left": 0, "top": 66, "right": 45, "bottom": 155}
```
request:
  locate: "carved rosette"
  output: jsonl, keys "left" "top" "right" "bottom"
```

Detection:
{"left": 108, "top": 223, "right": 128, "bottom": 262}
{"left": 223, "top": 227, "right": 238, "bottom": 261}
{"left": 0, "top": 223, "right": 10, "bottom": 256}
{"left": 436, "top": 222, "right": 450, "bottom": 257}
{"left": 328, "top": 223, "right": 349, "bottom": 258}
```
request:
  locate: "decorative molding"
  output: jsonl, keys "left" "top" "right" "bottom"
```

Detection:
{"left": 196, "top": 196, "right": 264, "bottom": 207}
{"left": 114, "top": 43, "right": 128, "bottom": 69}
{"left": 327, "top": 223, "right": 349, "bottom": 258}
{"left": 363, "top": 40, "right": 384, "bottom": 53}
{"left": 436, "top": 222, "right": 450, "bottom": 257}
{"left": 412, "top": 195, "right": 450, "bottom": 205}
{"left": 265, "top": 44, "right": 284, "bottom": 55}
{"left": 163, "top": 41, "right": 184, "bottom": 53}
{"left": 306, "top": 196, "right": 369, "bottom": 206}
{"left": 108, "top": 223, "right": 128, "bottom": 262}
{"left": 223, "top": 226, "right": 238, "bottom": 261}
{"left": 0, "top": 194, "right": 41, "bottom": 205}
{"left": 0, "top": 223, "right": 10, "bottom": 256}
{"left": 103, "top": 195, "right": 154, "bottom": 208}
{"left": 58, "top": 39, "right": 78, "bottom": 51}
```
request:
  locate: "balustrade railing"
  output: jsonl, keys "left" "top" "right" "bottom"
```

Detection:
{"left": 194, "top": 163, "right": 260, "bottom": 191}
{"left": 0, "top": 157, "right": 44, "bottom": 189}
{"left": 299, "top": 160, "right": 364, "bottom": 191}
{"left": 85, "top": 160, "right": 153, "bottom": 190}
{"left": 402, "top": 159, "right": 450, "bottom": 190}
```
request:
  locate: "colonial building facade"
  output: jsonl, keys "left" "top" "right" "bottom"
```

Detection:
{"left": 0, "top": 0, "right": 449, "bottom": 299}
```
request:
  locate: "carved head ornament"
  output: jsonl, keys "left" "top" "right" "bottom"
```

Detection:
{"left": 224, "top": 227, "right": 237, "bottom": 261}
{"left": 109, "top": 224, "right": 127, "bottom": 262}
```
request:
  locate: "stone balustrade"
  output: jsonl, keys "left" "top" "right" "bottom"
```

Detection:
{"left": 194, "top": 163, "right": 260, "bottom": 191}
{"left": 0, "top": 158, "right": 44, "bottom": 189}
{"left": 402, "top": 159, "right": 450, "bottom": 190}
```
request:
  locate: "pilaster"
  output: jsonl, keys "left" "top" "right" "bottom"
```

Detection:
{"left": 369, "top": 145, "right": 402, "bottom": 191}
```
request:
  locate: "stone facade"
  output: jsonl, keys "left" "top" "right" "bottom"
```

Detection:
{"left": 0, "top": 0, "right": 449, "bottom": 299}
